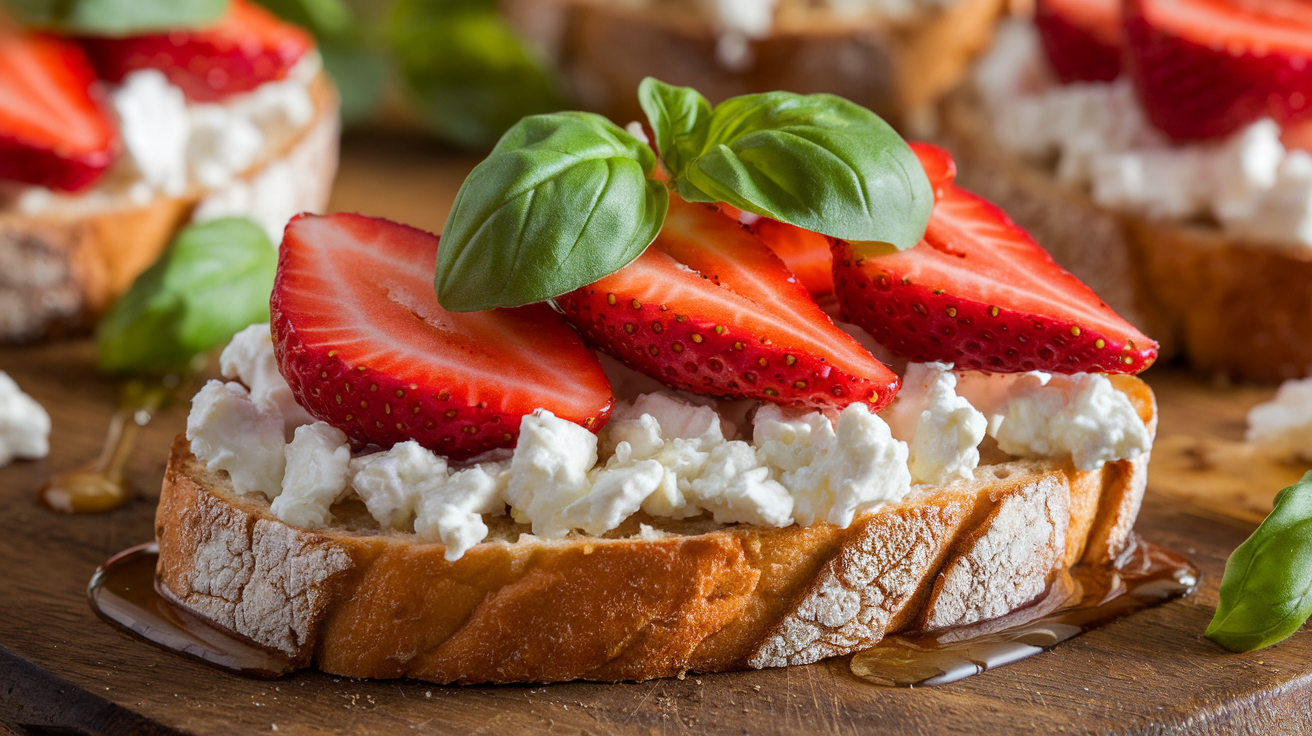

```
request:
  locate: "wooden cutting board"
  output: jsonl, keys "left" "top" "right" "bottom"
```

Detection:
{"left": 1, "top": 135, "right": 1309, "bottom": 736}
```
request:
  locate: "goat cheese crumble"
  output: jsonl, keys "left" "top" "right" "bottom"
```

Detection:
{"left": 186, "top": 326, "right": 1150, "bottom": 560}
{"left": 1247, "top": 378, "right": 1312, "bottom": 462}
{"left": 0, "top": 371, "right": 50, "bottom": 467}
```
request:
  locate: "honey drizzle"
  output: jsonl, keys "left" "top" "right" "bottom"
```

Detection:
{"left": 42, "top": 378, "right": 178, "bottom": 514}
{"left": 850, "top": 538, "right": 1198, "bottom": 687}
{"left": 87, "top": 543, "right": 294, "bottom": 678}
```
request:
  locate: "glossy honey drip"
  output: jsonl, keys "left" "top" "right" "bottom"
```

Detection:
{"left": 850, "top": 538, "right": 1198, "bottom": 687}
{"left": 88, "top": 543, "right": 295, "bottom": 678}
{"left": 42, "top": 378, "right": 178, "bottom": 514}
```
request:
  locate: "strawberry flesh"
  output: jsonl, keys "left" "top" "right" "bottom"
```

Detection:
{"left": 1036, "top": 0, "right": 1123, "bottom": 83}
{"left": 0, "top": 31, "right": 115, "bottom": 191}
{"left": 719, "top": 142, "right": 957, "bottom": 299}
{"left": 81, "top": 0, "right": 313, "bottom": 102}
{"left": 1124, "top": 0, "right": 1312, "bottom": 141}
{"left": 557, "top": 195, "right": 901, "bottom": 411}
{"left": 834, "top": 184, "right": 1158, "bottom": 374}
{"left": 272, "top": 213, "right": 614, "bottom": 460}
{"left": 910, "top": 142, "right": 956, "bottom": 201}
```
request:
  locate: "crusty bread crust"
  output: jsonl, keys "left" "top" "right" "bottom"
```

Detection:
{"left": 502, "top": 0, "right": 1005, "bottom": 129}
{"left": 0, "top": 71, "right": 339, "bottom": 343}
{"left": 939, "top": 88, "right": 1312, "bottom": 382}
{"left": 154, "top": 376, "right": 1155, "bottom": 684}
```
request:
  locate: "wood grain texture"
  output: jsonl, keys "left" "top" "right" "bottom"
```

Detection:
{"left": 0, "top": 135, "right": 1309, "bottom": 735}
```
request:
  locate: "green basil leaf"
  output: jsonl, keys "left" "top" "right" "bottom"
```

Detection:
{"left": 97, "top": 218, "right": 277, "bottom": 375}
{"left": 10, "top": 0, "right": 229, "bottom": 35}
{"left": 646, "top": 86, "right": 933, "bottom": 250}
{"left": 253, "top": 0, "right": 350, "bottom": 35}
{"left": 435, "top": 111, "right": 668, "bottom": 312}
{"left": 637, "top": 77, "right": 711, "bottom": 178}
{"left": 389, "top": 0, "right": 566, "bottom": 150}
{"left": 1207, "top": 471, "right": 1312, "bottom": 652}
{"left": 320, "top": 45, "right": 390, "bottom": 127}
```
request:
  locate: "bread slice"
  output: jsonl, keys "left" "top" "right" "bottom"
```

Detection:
{"left": 153, "top": 375, "right": 1155, "bottom": 684}
{"left": 0, "top": 71, "right": 339, "bottom": 343}
{"left": 502, "top": 0, "right": 1006, "bottom": 130}
{"left": 937, "top": 87, "right": 1312, "bottom": 382}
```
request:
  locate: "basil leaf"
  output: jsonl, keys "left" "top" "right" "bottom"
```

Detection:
{"left": 435, "top": 112, "right": 668, "bottom": 312}
{"left": 97, "top": 218, "right": 277, "bottom": 375}
{"left": 1207, "top": 471, "right": 1312, "bottom": 652}
{"left": 320, "top": 45, "right": 390, "bottom": 127}
{"left": 642, "top": 85, "right": 932, "bottom": 250}
{"left": 254, "top": 0, "right": 350, "bottom": 35}
{"left": 10, "top": 0, "right": 229, "bottom": 35}
{"left": 389, "top": 0, "right": 566, "bottom": 150}
{"left": 637, "top": 77, "right": 711, "bottom": 178}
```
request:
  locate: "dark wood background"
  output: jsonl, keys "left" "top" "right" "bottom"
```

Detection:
{"left": 0, "top": 134, "right": 1309, "bottom": 735}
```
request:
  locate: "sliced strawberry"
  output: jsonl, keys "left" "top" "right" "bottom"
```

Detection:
{"left": 834, "top": 184, "right": 1158, "bottom": 374}
{"left": 910, "top": 142, "right": 956, "bottom": 201}
{"left": 272, "top": 213, "right": 614, "bottom": 460}
{"left": 557, "top": 195, "right": 900, "bottom": 411}
{"left": 81, "top": 0, "right": 313, "bottom": 102}
{"left": 732, "top": 212, "right": 838, "bottom": 298}
{"left": 717, "top": 142, "right": 958, "bottom": 299}
{"left": 0, "top": 31, "right": 115, "bottom": 191}
{"left": 1036, "top": 0, "right": 1123, "bottom": 83}
{"left": 1124, "top": 0, "right": 1312, "bottom": 141}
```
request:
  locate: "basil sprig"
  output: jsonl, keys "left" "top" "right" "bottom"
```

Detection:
{"left": 98, "top": 218, "right": 277, "bottom": 375}
{"left": 434, "top": 79, "right": 931, "bottom": 311}
{"left": 435, "top": 112, "right": 668, "bottom": 312}
{"left": 1207, "top": 471, "right": 1312, "bottom": 652}
{"left": 639, "top": 77, "right": 933, "bottom": 250}
{"left": 9, "top": 0, "right": 229, "bottom": 35}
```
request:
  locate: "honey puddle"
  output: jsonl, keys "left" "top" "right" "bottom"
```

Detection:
{"left": 850, "top": 538, "right": 1198, "bottom": 687}
{"left": 89, "top": 538, "right": 1195, "bottom": 684}
{"left": 43, "top": 379, "right": 177, "bottom": 514}
{"left": 88, "top": 543, "right": 295, "bottom": 678}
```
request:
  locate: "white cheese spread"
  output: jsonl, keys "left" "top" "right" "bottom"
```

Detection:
{"left": 976, "top": 20, "right": 1312, "bottom": 250}
{"left": 967, "top": 371, "right": 1151, "bottom": 472}
{"left": 184, "top": 325, "right": 1148, "bottom": 560}
{"left": 186, "top": 379, "right": 286, "bottom": 499}
{"left": 220, "top": 323, "right": 316, "bottom": 437}
{"left": 1247, "top": 378, "right": 1312, "bottom": 462}
{"left": 884, "top": 362, "right": 987, "bottom": 485}
{"left": 0, "top": 371, "right": 50, "bottom": 466}
{"left": 272, "top": 421, "right": 351, "bottom": 529}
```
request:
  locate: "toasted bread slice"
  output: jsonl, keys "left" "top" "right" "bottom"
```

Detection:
{"left": 153, "top": 375, "right": 1155, "bottom": 684}
{"left": 938, "top": 87, "right": 1312, "bottom": 382}
{"left": 0, "top": 71, "right": 339, "bottom": 343}
{"left": 502, "top": 0, "right": 1006, "bottom": 129}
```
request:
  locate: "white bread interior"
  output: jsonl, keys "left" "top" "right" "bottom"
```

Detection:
{"left": 0, "top": 71, "right": 339, "bottom": 343}
{"left": 501, "top": 0, "right": 1006, "bottom": 130}
{"left": 154, "top": 374, "right": 1155, "bottom": 684}
{"left": 938, "top": 87, "right": 1312, "bottom": 382}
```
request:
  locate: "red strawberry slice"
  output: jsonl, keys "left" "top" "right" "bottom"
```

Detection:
{"left": 1124, "top": 0, "right": 1312, "bottom": 141}
{"left": 910, "top": 142, "right": 956, "bottom": 201}
{"left": 272, "top": 213, "right": 614, "bottom": 460}
{"left": 718, "top": 142, "right": 958, "bottom": 299}
{"left": 1036, "top": 0, "right": 1123, "bottom": 83}
{"left": 81, "top": 0, "right": 313, "bottom": 102}
{"left": 557, "top": 195, "right": 901, "bottom": 411}
{"left": 717, "top": 208, "right": 838, "bottom": 298}
{"left": 0, "top": 31, "right": 115, "bottom": 191}
{"left": 833, "top": 184, "right": 1158, "bottom": 374}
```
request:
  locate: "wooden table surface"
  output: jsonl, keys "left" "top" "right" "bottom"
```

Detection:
{"left": 1, "top": 134, "right": 1310, "bottom": 736}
